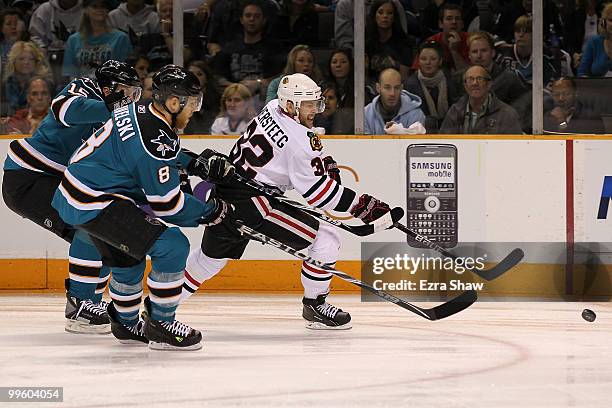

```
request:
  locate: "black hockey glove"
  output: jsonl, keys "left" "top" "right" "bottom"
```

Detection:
{"left": 178, "top": 166, "right": 193, "bottom": 195}
{"left": 187, "top": 149, "right": 235, "bottom": 184}
{"left": 350, "top": 194, "right": 391, "bottom": 224}
{"left": 322, "top": 156, "right": 341, "bottom": 184}
{"left": 199, "top": 198, "right": 233, "bottom": 226}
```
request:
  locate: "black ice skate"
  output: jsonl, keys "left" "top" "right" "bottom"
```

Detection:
{"left": 107, "top": 301, "right": 148, "bottom": 345}
{"left": 65, "top": 294, "right": 111, "bottom": 334}
{"left": 64, "top": 279, "right": 110, "bottom": 334}
{"left": 142, "top": 297, "right": 202, "bottom": 351}
{"left": 302, "top": 294, "right": 352, "bottom": 330}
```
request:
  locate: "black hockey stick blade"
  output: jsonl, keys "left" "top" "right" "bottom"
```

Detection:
{"left": 394, "top": 222, "right": 524, "bottom": 281}
{"left": 236, "top": 221, "right": 477, "bottom": 321}
{"left": 474, "top": 247, "right": 525, "bottom": 280}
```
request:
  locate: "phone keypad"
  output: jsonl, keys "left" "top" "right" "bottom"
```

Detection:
{"left": 408, "top": 213, "right": 457, "bottom": 242}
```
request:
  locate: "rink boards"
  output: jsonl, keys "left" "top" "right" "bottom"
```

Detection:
{"left": 1, "top": 134, "right": 612, "bottom": 297}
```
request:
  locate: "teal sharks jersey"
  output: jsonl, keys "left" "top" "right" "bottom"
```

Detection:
{"left": 4, "top": 77, "right": 109, "bottom": 176}
{"left": 52, "top": 101, "right": 212, "bottom": 227}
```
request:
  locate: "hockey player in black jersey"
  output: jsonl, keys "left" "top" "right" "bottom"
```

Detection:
{"left": 2, "top": 60, "right": 142, "bottom": 334}
{"left": 181, "top": 73, "right": 403, "bottom": 330}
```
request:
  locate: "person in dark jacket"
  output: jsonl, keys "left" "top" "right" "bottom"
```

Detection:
{"left": 440, "top": 65, "right": 522, "bottom": 134}
{"left": 544, "top": 77, "right": 604, "bottom": 134}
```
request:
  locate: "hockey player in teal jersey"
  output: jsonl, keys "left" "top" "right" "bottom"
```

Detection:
{"left": 52, "top": 65, "right": 233, "bottom": 350}
{"left": 2, "top": 60, "right": 142, "bottom": 334}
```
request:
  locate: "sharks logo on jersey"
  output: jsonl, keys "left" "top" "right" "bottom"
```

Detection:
{"left": 151, "top": 130, "right": 178, "bottom": 157}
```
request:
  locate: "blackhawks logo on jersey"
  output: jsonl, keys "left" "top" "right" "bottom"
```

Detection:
{"left": 307, "top": 131, "right": 323, "bottom": 151}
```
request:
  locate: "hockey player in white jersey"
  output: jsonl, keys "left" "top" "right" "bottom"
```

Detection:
{"left": 183, "top": 73, "right": 403, "bottom": 329}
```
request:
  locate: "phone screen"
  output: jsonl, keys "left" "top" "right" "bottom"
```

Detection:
{"left": 406, "top": 144, "right": 458, "bottom": 248}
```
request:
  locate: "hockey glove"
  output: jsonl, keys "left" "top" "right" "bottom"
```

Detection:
{"left": 187, "top": 149, "right": 235, "bottom": 183}
{"left": 322, "top": 156, "right": 341, "bottom": 184}
{"left": 199, "top": 198, "right": 233, "bottom": 226}
{"left": 350, "top": 194, "right": 391, "bottom": 224}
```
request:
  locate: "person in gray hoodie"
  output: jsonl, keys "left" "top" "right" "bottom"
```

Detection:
{"left": 364, "top": 67, "right": 426, "bottom": 135}
{"left": 108, "top": 0, "right": 160, "bottom": 40}
{"left": 28, "top": 0, "right": 83, "bottom": 52}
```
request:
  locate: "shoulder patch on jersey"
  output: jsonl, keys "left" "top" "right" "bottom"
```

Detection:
{"left": 148, "top": 129, "right": 179, "bottom": 158}
{"left": 138, "top": 105, "right": 146, "bottom": 113}
{"left": 307, "top": 131, "right": 323, "bottom": 151}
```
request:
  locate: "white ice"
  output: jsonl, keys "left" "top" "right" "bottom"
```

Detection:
{"left": 0, "top": 294, "right": 610, "bottom": 407}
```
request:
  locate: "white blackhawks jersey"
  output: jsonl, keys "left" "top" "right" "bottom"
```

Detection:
{"left": 228, "top": 99, "right": 357, "bottom": 213}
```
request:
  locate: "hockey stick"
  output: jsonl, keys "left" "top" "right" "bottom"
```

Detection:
{"left": 187, "top": 149, "right": 523, "bottom": 280}
{"left": 391, "top": 223, "right": 525, "bottom": 281}
{"left": 235, "top": 221, "right": 477, "bottom": 321}
{"left": 230, "top": 171, "right": 524, "bottom": 281}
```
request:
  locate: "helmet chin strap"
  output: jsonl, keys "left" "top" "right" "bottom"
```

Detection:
{"left": 161, "top": 100, "right": 185, "bottom": 130}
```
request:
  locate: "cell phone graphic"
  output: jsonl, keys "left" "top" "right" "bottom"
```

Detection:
{"left": 406, "top": 144, "right": 458, "bottom": 248}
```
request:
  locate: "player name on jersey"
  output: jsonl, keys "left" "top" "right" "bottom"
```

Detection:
{"left": 257, "top": 106, "right": 289, "bottom": 148}
{"left": 114, "top": 105, "right": 135, "bottom": 142}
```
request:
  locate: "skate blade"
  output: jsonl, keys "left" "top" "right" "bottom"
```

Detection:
{"left": 148, "top": 341, "right": 203, "bottom": 351}
{"left": 304, "top": 320, "right": 352, "bottom": 330}
{"left": 118, "top": 339, "right": 148, "bottom": 346}
{"left": 65, "top": 320, "right": 111, "bottom": 334}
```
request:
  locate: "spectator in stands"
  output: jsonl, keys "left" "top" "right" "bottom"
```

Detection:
{"left": 126, "top": 54, "right": 149, "bottom": 85}
{"left": 184, "top": 60, "right": 221, "bottom": 135}
{"left": 28, "top": 0, "right": 83, "bottom": 52}
{"left": 141, "top": 71, "right": 154, "bottom": 100}
{"left": 566, "top": 0, "right": 602, "bottom": 71}
{"left": 62, "top": 0, "right": 133, "bottom": 79}
{"left": 365, "top": 0, "right": 414, "bottom": 79}
{"left": 578, "top": 3, "right": 612, "bottom": 77}
{"left": 404, "top": 42, "right": 459, "bottom": 133}
{"left": 210, "top": 83, "right": 256, "bottom": 135}
{"left": 266, "top": 44, "right": 323, "bottom": 103}
{"left": 453, "top": 32, "right": 504, "bottom": 88}
{"left": 327, "top": 48, "right": 354, "bottom": 108}
{"left": 1, "top": 8, "right": 28, "bottom": 72}
{"left": 9, "top": 1, "right": 36, "bottom": 27}
{"left": 314, "top": 81, "right": 354, "bottom": 135}
{"left": 364, "top": 67, "right": 425, "bottom": 134}
{"left": 334, "top": 0, "right": 408, "bottom": 50}
{"left": 1, "top": 76, "right": 52, "bottom": 134}
{"left": 108, "top": 0, "right": 160, "bottom": 45}
{"left": 415, "top": 3, "right": 469, "bottom": 73}
{"left": 206, "top": 0, "right": 279, "bottom": 57}
{"left": 544, "top": 77, "right": 604, "bottom": 134}
{"left": 1, "top": 41, "right": 50, "bottom": 116}
{"left": 440, "top": 65, "right": 522, "bottom": 134}
{"left": 272, "top": 0, "right": 319, "bottom": 48}
{"left": 496, "top": 14, "right": 557, "bottom": 85}
{"left": 211, "top": 0, "right": 283, "bottom": 102}
{"left": 137, "top": 0, "right": 174, "bottom": 70}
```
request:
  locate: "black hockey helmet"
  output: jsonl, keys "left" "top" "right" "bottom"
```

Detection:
{"left": 95, "top": 60, "right": 142, "bottom": 111}
{"left": 152, "top": 64, "right": 203, "bottom": 128}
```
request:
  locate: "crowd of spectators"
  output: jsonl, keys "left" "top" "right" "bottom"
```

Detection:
{"left": 0, "top": 0, "right": 611, "bottom": 135}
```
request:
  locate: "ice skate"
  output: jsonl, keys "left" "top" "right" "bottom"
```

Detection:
{"left": 302, "top": 294, "right": 352, "bottom": 330}
{"left": 107, "top": 301, "right": 147, "bottom": 345}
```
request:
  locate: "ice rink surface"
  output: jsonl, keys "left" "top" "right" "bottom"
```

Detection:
{"left": 0, "top": 294, "right": 610, "bottom": 408}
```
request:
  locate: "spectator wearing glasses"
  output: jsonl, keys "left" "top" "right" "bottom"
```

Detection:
{"left": 440, "top": 65, "right": 522, "bottom": 134}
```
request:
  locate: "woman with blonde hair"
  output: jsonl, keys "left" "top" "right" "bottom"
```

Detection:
{"left": 578, "top": 2, "right": 612, "bottom": 76}
{"left": 211, "top": 83, "right": 256, "bottom": 135}
{"left": 266, "top": 44, "right": 323, "bottom": 103}
{"left": 1, "top": 40, "right": 50, "bottom": 116}
{"left": 62, "top": 0, "right": 132, "bottom": 79}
